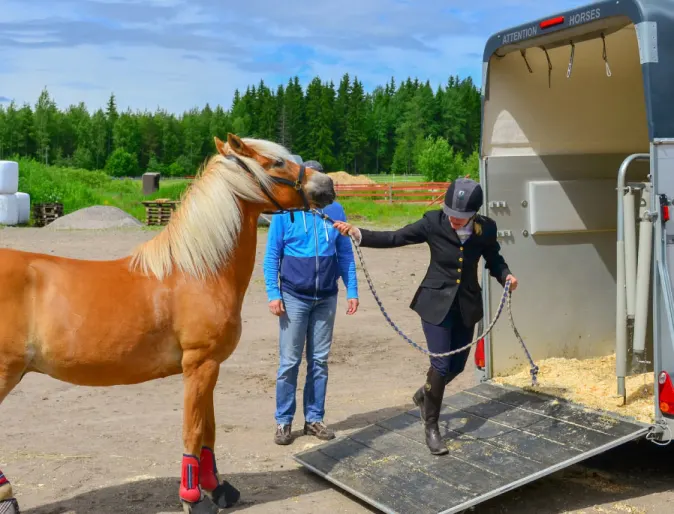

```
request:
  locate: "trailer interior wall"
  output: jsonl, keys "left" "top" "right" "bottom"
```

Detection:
{"left": 482, "top": 22, "right": 652, "bottom": 376}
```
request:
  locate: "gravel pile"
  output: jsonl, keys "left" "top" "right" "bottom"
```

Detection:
{"left": 46, "top": 206, "right": 144, "bottom": 230}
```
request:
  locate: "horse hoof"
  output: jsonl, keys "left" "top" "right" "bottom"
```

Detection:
{"left": 181, "top": 495, "right": 219, "bottom": 514}
{"left": 0, "top": 498, "right": 20, "bottom": 514}
{"left": 209, "top": 481, "right": 240, "bottom": 508}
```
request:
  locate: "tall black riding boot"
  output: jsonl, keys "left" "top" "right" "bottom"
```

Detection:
{"left": 421, "top": 367, "right": 448, "bottom": 455}
{"left": 412, "top": 385, "right": 426, "bottom": 421}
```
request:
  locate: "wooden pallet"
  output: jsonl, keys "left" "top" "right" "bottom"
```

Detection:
{"left": 142, "top": 199, "right": 179, "bottom": 226}
{"left": 32, "top": 202, "right": 64, "bottom": 227}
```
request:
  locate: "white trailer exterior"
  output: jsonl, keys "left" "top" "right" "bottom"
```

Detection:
{"left": 478, "top": 0, "right": 674, "bottom": 443}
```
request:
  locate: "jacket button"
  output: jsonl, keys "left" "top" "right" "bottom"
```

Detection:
{"left": 458, "top": 268, "right": 462, "bottom": 273}
{"left": 456, "top": 279, "right": 461, "bottom": 283}
{"left": 460, "top": 246, "right": 464, "bottom": 251}
{"left": 459, "top": 257, "right": 463, "bottom": 262}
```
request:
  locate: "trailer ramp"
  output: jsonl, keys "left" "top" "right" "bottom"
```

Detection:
{"left": 294, "top": 382, "right": 650, "bottom": 514}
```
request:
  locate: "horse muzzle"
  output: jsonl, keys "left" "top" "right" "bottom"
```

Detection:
{"left": 307, "top": 173, "right": 336, "bottom": 208}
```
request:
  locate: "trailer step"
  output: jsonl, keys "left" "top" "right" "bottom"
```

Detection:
{"left": 293, "top": 382, "right": 650, "bottom": 514}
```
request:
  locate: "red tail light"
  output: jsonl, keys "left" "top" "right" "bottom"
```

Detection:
{"left": 659, "top": 194, "right": 670, "bottom": 222}
{"left": 658, "top": 371, "right": 674, "bottom": 414}
{"left": 475, "top": 338, "right": 485, "bottom": 369}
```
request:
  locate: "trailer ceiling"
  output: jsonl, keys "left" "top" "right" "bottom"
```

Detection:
{"left": 482, "top": 22, "right": 649, "bottom": 157}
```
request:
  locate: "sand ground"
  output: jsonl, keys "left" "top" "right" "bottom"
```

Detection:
{"left": 1, "top": 226, "right": 673, "bottom": 514}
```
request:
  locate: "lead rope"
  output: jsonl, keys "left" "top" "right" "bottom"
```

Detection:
{"left": 311, "top": 210, "right": 539, "bottom": 386}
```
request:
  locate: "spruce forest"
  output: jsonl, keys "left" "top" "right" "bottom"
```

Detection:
{"left": 0, "top": 73, "right": 482, "bottom": 179}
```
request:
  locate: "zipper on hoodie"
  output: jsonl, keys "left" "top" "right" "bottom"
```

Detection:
{"left": 313, "top": 212, "right": 319, "bottom": 300}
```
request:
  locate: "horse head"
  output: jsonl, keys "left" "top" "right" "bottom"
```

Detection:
{"left": 215, "top": 134, "right": 336, "bottom": 215}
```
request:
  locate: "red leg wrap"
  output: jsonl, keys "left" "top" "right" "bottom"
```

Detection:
{"left": 179, "top": 455, "right": 201, "bottom": 503}
{"left": 199, "top": 447, "right": 219, "bottom": 492}
{"left": 0, "top": 470, "right": 8, "bottom": 487}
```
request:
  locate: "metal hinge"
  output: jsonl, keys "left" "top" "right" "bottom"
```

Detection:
{"left": 497, "top": 230, "right": 512, "bottom": 238}
{"left": 643, "top": 210, "right": 659, "bottom": 222}
{"left": 489, "top": 201, "right": 507, "bottom": 208}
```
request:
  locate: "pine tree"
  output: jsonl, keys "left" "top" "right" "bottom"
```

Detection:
{"left": 2, "top": 73, "right": 482, "bottom": 177}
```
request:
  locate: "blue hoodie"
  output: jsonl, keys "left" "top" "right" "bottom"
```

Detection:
{"left": 263, "top": 202, "right": 358, "bottom": 302}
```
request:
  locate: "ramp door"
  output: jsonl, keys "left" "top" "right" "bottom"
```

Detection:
{"left": 294, "top": 382, "right": 650, "bottom": 514}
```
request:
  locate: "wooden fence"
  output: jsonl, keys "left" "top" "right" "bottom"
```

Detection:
{"left": 334, "top": 182, "right": 450, "bottom": 205}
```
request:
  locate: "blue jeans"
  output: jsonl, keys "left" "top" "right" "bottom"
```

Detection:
{"left": 275, "top": 292, "right": 338, "bottom": 425}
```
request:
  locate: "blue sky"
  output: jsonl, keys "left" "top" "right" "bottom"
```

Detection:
{"left": 0, "top": 0, "right": 588, "bottom": 114}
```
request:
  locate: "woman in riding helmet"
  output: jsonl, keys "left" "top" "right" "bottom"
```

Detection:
{"left": 333, "top": 178, "right": 518, "bottom": 455}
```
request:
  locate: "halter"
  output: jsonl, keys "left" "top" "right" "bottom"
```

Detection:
{"left": 226, "top": 154, "right": 310, "bottom": 223}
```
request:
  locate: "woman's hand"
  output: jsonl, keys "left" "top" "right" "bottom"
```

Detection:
{"left": 333, "top": 221, "right": 360, "bottom": 239}
{"left": 505, "top": 274, "right": 518, "bottom": 291}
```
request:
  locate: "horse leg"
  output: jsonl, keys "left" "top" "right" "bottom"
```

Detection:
{"left": 179, "top": 358, "right": 220, "bottom": 514}
{"left": 0, "top": 365, "right": 24, "bottom": 514}
{"left": 199, "top": 382, "right": 240, "bottom": 509}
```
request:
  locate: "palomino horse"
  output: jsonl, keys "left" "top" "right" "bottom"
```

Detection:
{"left": 0, "top": 134, "right": 335, "bottom": 514}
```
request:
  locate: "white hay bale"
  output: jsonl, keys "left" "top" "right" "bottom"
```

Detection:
{"left": 14, "top": 192, "right": 30, "bottom": 224}
{"left": 0, "top": 161, "right": 19, "bottom": 194}
{"left": 0, "top": 193, "right": 19, "bottom": 225}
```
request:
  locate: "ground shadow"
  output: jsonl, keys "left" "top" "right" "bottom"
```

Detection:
{"left": 474, "top": 438, "right": 674, "bottom": 513}
{"left": 21, "top": 468, "right": 377, "bottom": 514}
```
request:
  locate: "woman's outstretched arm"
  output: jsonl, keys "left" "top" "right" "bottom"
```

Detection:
{"left": 333, "top": 215, "right": 429, "bottom": 248}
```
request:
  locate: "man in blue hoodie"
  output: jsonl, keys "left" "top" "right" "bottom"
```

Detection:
{"left": 264, "top": 160, "right": 359, "bottom": 445}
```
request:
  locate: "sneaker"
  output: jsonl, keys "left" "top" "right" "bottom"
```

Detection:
{"left": 303, "top": 421, "right": 335, "bottom": 441}
{"left": 274, "top": 423, "right": 293, "bottom": 445}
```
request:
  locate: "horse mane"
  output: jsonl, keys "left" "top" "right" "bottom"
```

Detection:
{"left": 129, "top": 138, "right": 293, "bottom": 280}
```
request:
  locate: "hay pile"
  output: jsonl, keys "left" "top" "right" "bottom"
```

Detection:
{"left": 327, "top": 171, "right": 376, "bottom": 185}
{"left": 46, "top": 206, "right": 143, "bottom": 230}
{"left": 493, "top": 353, "right": 655, "bottom": 423}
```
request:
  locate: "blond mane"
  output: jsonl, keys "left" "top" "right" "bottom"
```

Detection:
{"left": 129, "top": 138, "right": 293, "bottom": 280}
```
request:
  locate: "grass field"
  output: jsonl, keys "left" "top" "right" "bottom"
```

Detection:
{"left": 13, "top": 159, "right": 430, "bottom": 228}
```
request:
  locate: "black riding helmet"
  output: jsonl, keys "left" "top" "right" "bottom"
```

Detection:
{"left": 442, "top": 177, "right": 483, "bottom": 219}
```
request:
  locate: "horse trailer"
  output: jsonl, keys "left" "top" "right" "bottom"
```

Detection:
{"left": 477, "top": 0, "right": 674, "bottom": 443}
{"left": 295, "top": 2, "right": 674, "bottom": 513}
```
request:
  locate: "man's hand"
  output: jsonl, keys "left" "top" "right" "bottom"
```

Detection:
{"left": 269, "top": 299, "right": 285, "bottom": 316}
{"left": 346, "top": 298, "right": 359, "bottom": 315}
{"left": 505, "top": 274, "right": 518, "bottom": 291}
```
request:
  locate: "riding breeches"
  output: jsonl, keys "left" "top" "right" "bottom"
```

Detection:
{"left": 420, "top": 302, "right": 475, "bottom": 384}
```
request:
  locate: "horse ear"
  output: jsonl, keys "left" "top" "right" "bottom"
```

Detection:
{"left": 226, "top": 133, "right": 255, "bottom": 158}
{"left": 214, "top": 136, "right": 227, "bottom": 156}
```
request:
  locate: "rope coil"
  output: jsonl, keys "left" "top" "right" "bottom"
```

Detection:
{"left": 311, "top": 210, "right": 540, "bottom": 386}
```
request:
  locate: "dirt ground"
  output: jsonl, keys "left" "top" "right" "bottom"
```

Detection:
{"left": 1, "top": 226, "right": 673, "bottom": 514}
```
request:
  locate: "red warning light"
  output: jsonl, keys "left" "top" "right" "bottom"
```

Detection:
{"left": 540, "top": 16, "right": 565, "bottom": 29}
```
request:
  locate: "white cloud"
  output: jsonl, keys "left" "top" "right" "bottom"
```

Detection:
{"left": 1, "top": 45, "right": 262, "bottom": 113}
{"left": 0, "top": 0, "right": 591, "bottom": 113}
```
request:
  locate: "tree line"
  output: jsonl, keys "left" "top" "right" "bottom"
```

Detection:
{"left": 0, "top": 74, "right": 482, "bottom": 179}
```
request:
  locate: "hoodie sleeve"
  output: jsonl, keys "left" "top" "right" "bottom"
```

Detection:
{"left": 263, "top": 214, "right": 284, "bottom": 301}
{"left": 333, "top": 204, "right": 359, "bottom": 299}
